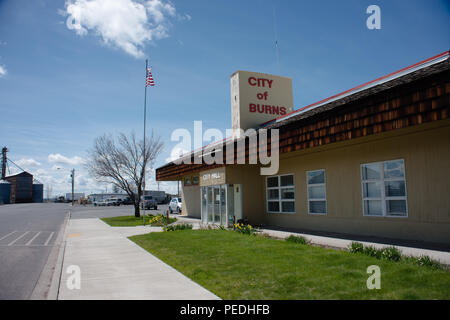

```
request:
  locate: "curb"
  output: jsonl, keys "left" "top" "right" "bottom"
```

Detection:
{"left": 29, "top": 210, "right": 70, "bottom": 300}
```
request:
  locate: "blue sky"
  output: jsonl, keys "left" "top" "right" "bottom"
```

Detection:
{"left": 0, "top": 0, "right": 449, "bottom": 196}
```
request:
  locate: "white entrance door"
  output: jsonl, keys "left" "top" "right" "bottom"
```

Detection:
{"left": 201, "top": 184, "right": 242, "bottom": 226}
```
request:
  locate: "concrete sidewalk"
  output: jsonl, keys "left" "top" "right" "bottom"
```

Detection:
{"left": 58, "top": 218, "right": 220, "bottom": 300}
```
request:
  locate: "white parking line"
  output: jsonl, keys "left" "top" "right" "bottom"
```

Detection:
{"left": 26, "top": 231, "right": 42, "bottom": 246}
{"left": 0, "top": 231, "right": 17, "bottom": 241}
{"left": 7, "top": 231, "right": 30, "bottom": 246}
{"left": 44, "top": 232, "right": 54, "bottom": 246}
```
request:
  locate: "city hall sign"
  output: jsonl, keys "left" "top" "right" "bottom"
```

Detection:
{"left": 230, "top": 70, "right": 293, "bottom": 133}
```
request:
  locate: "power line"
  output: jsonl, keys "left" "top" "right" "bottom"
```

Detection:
{"left": 7, "top": 158, "right": 43, "bottom": 184}
{"left": 273, "top": 4, "right": 280, "bottom": 73}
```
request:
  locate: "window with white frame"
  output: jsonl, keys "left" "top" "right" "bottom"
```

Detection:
{"left": 266, "top": 174, "right": 295, "bottom": 213}
{"left": 307, "top": 170, "right": 327, "bottom": 215}
{"left": 361, "top": 159, "right": 408, "bottom": 217}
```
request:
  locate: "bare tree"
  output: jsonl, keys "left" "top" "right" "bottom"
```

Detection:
{"left": 112, "top": 184, "right": 120, "bottom": 194}
{"left": 86, "top": 131, "right": 163, "bottom": 217}
{"left": 45, "top": 184, "right": 53, "bottom": 201}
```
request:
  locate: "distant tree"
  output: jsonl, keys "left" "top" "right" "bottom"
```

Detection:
{"left": 86, "top": 131, "right": 163, "bottom": 217}
{"left": 112, "top": 184, "right": 120, "bottom": 194}
{"left": 45, "top": 184, "right": 53, "bottom": 201}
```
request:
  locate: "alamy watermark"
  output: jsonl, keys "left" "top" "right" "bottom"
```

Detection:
{"left": 66, "top": 265, "right": 81, "bottom": 290}
{"left": 366, "top": 5, "right": 381, "bottom": 30}
{"left": 170, "top": 121, "right": 280, "bottom": 176}
{"left": 366, "top": 265, "right": 381, "bottom": 290}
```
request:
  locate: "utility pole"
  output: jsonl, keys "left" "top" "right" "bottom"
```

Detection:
{"left": 142, "top": 59, "right": 149, "bottom": 219}
{"left": 70, "top": 169, "right": 75, "bottom": 206}
{"left": 1, "top": 147, "right": 7, "bottom": 180}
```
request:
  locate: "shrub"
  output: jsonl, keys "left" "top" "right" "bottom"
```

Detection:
{"left": 414, "top": 255, "right": 443, "bottom": 269}
{"left": 234, "top": 223, "right": 256, "bottom": 235}
{"left": 349, "top": 242, "right": 445, "bottom": 269}
{"left": 146, "top": 214, "right": 163, "bottom": 225}
{"left": 286, "top": 235, "right": 308, "bottom": 245}
{"left": 348, "top": 242, "right": 364, "bottom": 254}
{"left": 163, "top": 223, "right": 193, "bottom": 232}
{"left": 381, "top": 247, "right": 402, "bottom": 261}
{"left": 146, "top": 214, "right": 177, "bottom": 226}
{"left": 363, "top": 246, "right": 382, "bottom": 259}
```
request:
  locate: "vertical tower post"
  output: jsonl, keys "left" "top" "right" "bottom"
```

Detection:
{"left": 142, "top": 59, "right": 149, "bottom": 219}
{"left": 1, "top": 147, "right": 7, "bottom": 180}
{"left": 71, "top": 169, "right": 75, "bottom": 206}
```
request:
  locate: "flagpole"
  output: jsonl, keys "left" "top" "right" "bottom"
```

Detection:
{"left": 142, "top": 59, "right": 148, "bottom": 220}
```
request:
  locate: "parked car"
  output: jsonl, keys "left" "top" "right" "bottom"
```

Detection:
{"left": 169, "top": 197, "right": 182, "bottom": 214}
{"left": 121, "top": 197, "right": 134, "bottom": 205}
{"left": 141, "top": 195, "right": 158, "bottom": 210}
{"left": 105, "top": 198, "right": 120, "bottom": 206}
{"left": 94, "top": 200, "right": 106, "bottom": 206}
{"left": 55, "top": 196, "right": 65, "bottom": 203}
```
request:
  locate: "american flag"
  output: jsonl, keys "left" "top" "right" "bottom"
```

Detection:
{"left": 146, "top": 67, "right": 155, "bottom": 87}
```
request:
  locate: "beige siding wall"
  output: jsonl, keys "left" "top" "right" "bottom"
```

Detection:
{"left": 181, "top": 185, "right": 201, "bottom": 218}
{"left": 199, "top": 168, "right": 226, "bottom": 187}
{"left": 226, "top": 165, "right": 265, "bottom": 223}
{"left": 178, "top": 120, "right": 450, "bottom": 244}
{"left": 262, "top": 120, "right": 450, "bottom": 244}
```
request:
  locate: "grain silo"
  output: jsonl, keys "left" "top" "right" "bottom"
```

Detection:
{"left": 0, "top": 179, "right": 11, "bottom": 204}
{"left": 5, "top": 172, "right": 33, "bottom": 203}
{"left": 32, "top": 183, "right": 44, "bottom": 203}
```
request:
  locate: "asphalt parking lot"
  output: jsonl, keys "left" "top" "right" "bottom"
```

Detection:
{"left": 0, "top": 203, "right": 68, "bottom": 299}
{"left": 70, "top": 204, "right": 170, "bottom": 219}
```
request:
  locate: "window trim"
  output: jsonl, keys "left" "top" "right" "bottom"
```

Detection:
{"left": 184, "top": 176, "right": 199, "bottom": 187}
{"left": 360, "top": 159, "right": 408, "bottom": 218}
{"left": 266, "top": 174, "right": 296, "bottom": 214}
{"left": 306, "top": 169, "right": 327, "bottom": 215}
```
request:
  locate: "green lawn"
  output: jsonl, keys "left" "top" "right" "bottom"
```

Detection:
{"left": 101, "top": 215, "right": 177, "bottom": 227}
{"left": 129, "top": 230, "right": 450, "bottom": 300}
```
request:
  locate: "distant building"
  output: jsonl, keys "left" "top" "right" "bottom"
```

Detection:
{"left": 88, "top": 193, "right": 128, "bottom": 202}
{"left": 4, "top": 171, "right": 43, "bottom": 204}
{"left": 66, "top": 193, "right": 85, "bottom": 201}
{"left": 143, "top": 190, "right": 167, "bottom": 204}
{"left": 87, "top": 191, "right": 168, "bottom": 204}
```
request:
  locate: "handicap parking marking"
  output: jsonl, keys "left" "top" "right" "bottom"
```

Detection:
{"left": 0, "top": 231, "right": 18, "bottom": 241}
{"left": 0, "top": 231, "right": 57, "bottom": 247}
{"left": 25, "top": 232, "right": 42, "bottom": 246}
{"left": 7, "top": 231, "right": 30, "bottom": 246}
{"left": 44, "top": 232, "right": 54, "bottom": 246}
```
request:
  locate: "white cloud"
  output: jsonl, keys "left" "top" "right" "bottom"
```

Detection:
{"left": 178, "top": 13, "right": 191, "bottom": 21}
{"left": 15, "top": 158, "right": 41, "bottom": 168}
{"left": 62, "top": 0, "right": 178, "bottom": 58}
{"left": 0, "top": 65, "right": 6, "bottom": 77}
{"left": 48, "top": 153, "right": 86, "bottom": 166}
{"left": 36, "top": 169, "right": 48, "bottom": 175}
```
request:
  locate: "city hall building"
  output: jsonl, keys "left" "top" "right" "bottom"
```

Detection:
{"left": 156, "top": 51, "right": 450, "bottom": 246}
